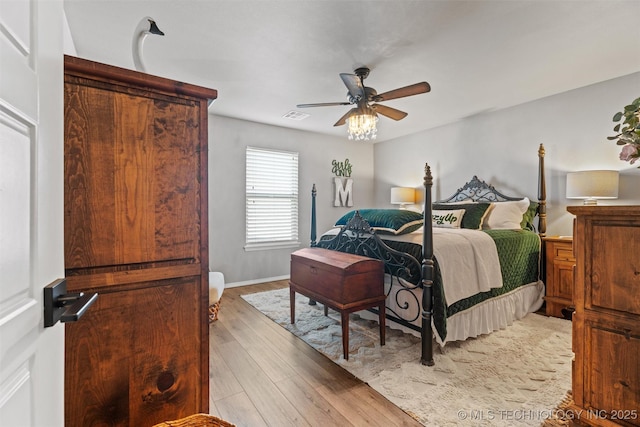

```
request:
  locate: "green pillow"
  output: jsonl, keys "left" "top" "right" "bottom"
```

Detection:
{"left": 521, "top": 201, "right": 539, "bottom": 230}
{"left": 335, "top": 209, "right": 423, "bottom": 235}
{"left": 431, "top": 203, "right": 491, "bottom": 230}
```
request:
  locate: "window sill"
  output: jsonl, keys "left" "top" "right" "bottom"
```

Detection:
{"left": 244, "top": 241, "right": 301, "bottom": 252}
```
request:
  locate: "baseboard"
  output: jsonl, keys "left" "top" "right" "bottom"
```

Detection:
{"left": 225, "top": 275, "right": 290, "bottom": 288}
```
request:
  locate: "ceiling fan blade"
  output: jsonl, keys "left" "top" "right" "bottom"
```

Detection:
{"left": 340, "top": 73, "right": 365, "bottom": 100}
{"left": 372, "top": 104, "right": 408, "bottom": 121}
{"left": 374, "top": 82, "right": 431, "bottom": 102}
{"left": 333, "top": 108, "right": 356, "bottom": 127}
{"left": 296, "top": 101, "right": 352, "bottom": 108}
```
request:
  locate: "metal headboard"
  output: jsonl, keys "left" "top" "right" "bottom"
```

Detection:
{"left": 437, "top": 176, "right": 524, "bottom": 203}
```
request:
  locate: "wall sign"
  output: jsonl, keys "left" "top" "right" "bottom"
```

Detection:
{"left": 332, "top": 158, "right": 353, "bottom": 207}
{"left": 332, "top": 159, "right": 352, "bottom": 177}
{"left": 334, "top": 177, "right": 353, "bottom": 207}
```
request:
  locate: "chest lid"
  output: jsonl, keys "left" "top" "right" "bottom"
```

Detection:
{"left": 291, "top": 247, "right": 383, "bottom": 274}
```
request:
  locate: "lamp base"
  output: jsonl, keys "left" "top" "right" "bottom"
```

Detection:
{"left": 583, "top": 198, "right": 598, "bottom": 205}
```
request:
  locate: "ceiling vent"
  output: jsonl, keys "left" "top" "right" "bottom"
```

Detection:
{"left": 282, "top": 111, "right": 310, "bottom": 121}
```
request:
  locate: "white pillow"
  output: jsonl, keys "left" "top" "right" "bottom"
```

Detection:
{"left": 432, "top": 209, "right": 465, "bottom": 228}
{"left": 483, "top": 197, "right": 530, "bottom": 230}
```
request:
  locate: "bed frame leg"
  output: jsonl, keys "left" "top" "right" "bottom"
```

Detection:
{"left": 420, "top": 260, "right": 435, "bottom": 366}
{"left": 309, "top": 183, "right": 318, "bottom": 306}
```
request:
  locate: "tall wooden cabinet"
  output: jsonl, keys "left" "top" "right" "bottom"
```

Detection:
{"left": 567, "top": 206, "right": 640, "bottom": 427}
{"left": 63, "top": 56, "right": 217, "bottom": 426}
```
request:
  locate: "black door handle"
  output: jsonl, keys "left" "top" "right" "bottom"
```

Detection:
{"left": 44, "top": 279, "right": 98, "bottom": 327}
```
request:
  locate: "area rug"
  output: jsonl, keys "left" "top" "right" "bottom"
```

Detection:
{"left": 242, "top": 288, "right": 573, "bottom": 426}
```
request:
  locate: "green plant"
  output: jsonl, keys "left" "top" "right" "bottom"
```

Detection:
{"left": 607, "top": 96, "right": 640, "bottom": 166}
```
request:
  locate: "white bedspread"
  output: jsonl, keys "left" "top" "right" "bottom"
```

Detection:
{"left": 435, "top": 228, "right": 503, "bottom": 305}
{"left": 323, "top": 227, "right": 503, "bottom": 306}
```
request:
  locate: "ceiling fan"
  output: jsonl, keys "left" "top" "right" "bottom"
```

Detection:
{"left": 296, "top": 67, "right": 431, "bottom": 128}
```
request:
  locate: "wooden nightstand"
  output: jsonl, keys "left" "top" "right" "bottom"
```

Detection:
{"left": 543, "top": 236, "right": 575, "bottom": 319}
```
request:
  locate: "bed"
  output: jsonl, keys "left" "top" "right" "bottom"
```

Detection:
{"left": 310, "top": 144, "right": 547, "bottom": 365}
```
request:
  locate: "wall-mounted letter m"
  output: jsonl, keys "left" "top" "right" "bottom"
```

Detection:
{"left": 334, "top": 177, "right": 353, "bottom": 207}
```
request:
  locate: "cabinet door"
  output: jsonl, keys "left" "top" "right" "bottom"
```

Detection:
{"left": 544, "top": 239, "right": 575, "bottom": 318}
{"left": 583, "top": 317, "right": 640, "bottom": 416}
{"left": 589, "top": 223, "right": 640, "bottom": 316}
{"left": 65, "top": 277, "right": 203, "bottom": 426}
{"left": 65, "top": 83, "right": 202, "bottom": 271}
{"left": 554, "top": 260, "right": 574, "bottom": 303}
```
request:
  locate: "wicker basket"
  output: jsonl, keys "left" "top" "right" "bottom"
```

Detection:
{"left": 208, "top": 298, "right": 221, "bottom": 323}
{"left": 153, "top": 413, "right": 235, "bottom": 427}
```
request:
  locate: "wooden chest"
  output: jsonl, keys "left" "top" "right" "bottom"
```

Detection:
{"left": 289, "top": 247, "right": 386, "bottom": 360}
{"left": 290, "top": 247, "right": 384, "bottom": 308}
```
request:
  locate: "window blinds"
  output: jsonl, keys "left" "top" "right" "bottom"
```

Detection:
{"left": 245, "top": 147, "right": 299, "bottom": 248}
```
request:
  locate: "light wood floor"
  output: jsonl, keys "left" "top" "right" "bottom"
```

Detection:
{"left": 209, "top": 280, "right": 423, "bottom": 427}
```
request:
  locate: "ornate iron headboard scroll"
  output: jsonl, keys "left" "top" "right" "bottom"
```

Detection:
{"left": 438, "top": 176, "right": 523, "bottom": 203}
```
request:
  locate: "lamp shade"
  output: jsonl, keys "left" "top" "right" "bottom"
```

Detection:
{"left": 566, "top": 170, "right": 619, "bottom": 205}
{"left": 390, "top": 187, "right": 415, "bottom": 206}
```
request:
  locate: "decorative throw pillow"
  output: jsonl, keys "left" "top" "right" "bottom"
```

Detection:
{"left": 335, "top": 209, "right": 423, "bottom": 235}
{"left": 483, "top": 197, "right": 531, "bottom": 230}
{"left": 431, "top": 203, "right": 491, "bottom": 230}
{"left": 432, "top": 209, "right": 465, "bottom": 228}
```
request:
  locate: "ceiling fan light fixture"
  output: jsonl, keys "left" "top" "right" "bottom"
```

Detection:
{"left": 297, "top": 67, "right": 429, "bottom": 140}
{"left": 347, "top": 107, "right": 378, "bottom": 141}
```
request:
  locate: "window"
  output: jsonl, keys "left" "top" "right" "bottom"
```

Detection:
{"left": 245, "top": 147, "right": 299, "bottom": 250}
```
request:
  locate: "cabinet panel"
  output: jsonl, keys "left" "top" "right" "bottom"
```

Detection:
{"left": 590, "top": 223, "right": 640, "bottom": 316}
{"left": 555, "top": 261, "right": 574, "bottom": 301}
{"left": 65, "top": 83, "right": 202, "bottom": 270}
{"left": 65, "top": 278, "right": 203, "bottom": 426}
{"left": 585, "top": 320, "right": 640, "bottom": 415}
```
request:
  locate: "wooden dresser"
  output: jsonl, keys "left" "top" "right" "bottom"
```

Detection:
{"left": 543, "top": 236, "right": 575, "bottom": 319}
{"left": 567, "top": 206, "right": 640, "bottom": 426}
{"left": 64, "top": 56, "right": 217, "bottom": 426}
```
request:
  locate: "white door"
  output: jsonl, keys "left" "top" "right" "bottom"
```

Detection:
{"left": 0, "top": 1, "right": 65, "bottom": 426}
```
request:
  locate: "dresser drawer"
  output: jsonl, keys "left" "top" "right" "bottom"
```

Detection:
{"left": 554, "top": 246, "right": 573, "bottom": 261}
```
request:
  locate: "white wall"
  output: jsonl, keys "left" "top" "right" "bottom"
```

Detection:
{"left": 374, "top": 72, "right": 640, "bottom": 236}
{"left": 210, "top": 73, "right": 640, "bottom": 285}
{"left": 208, "top": 116, "right": 374, "bottom": 284}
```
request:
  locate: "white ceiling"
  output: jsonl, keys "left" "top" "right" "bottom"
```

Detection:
{"left": 63, "top": 0, "right": 640, "bottom": 142}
